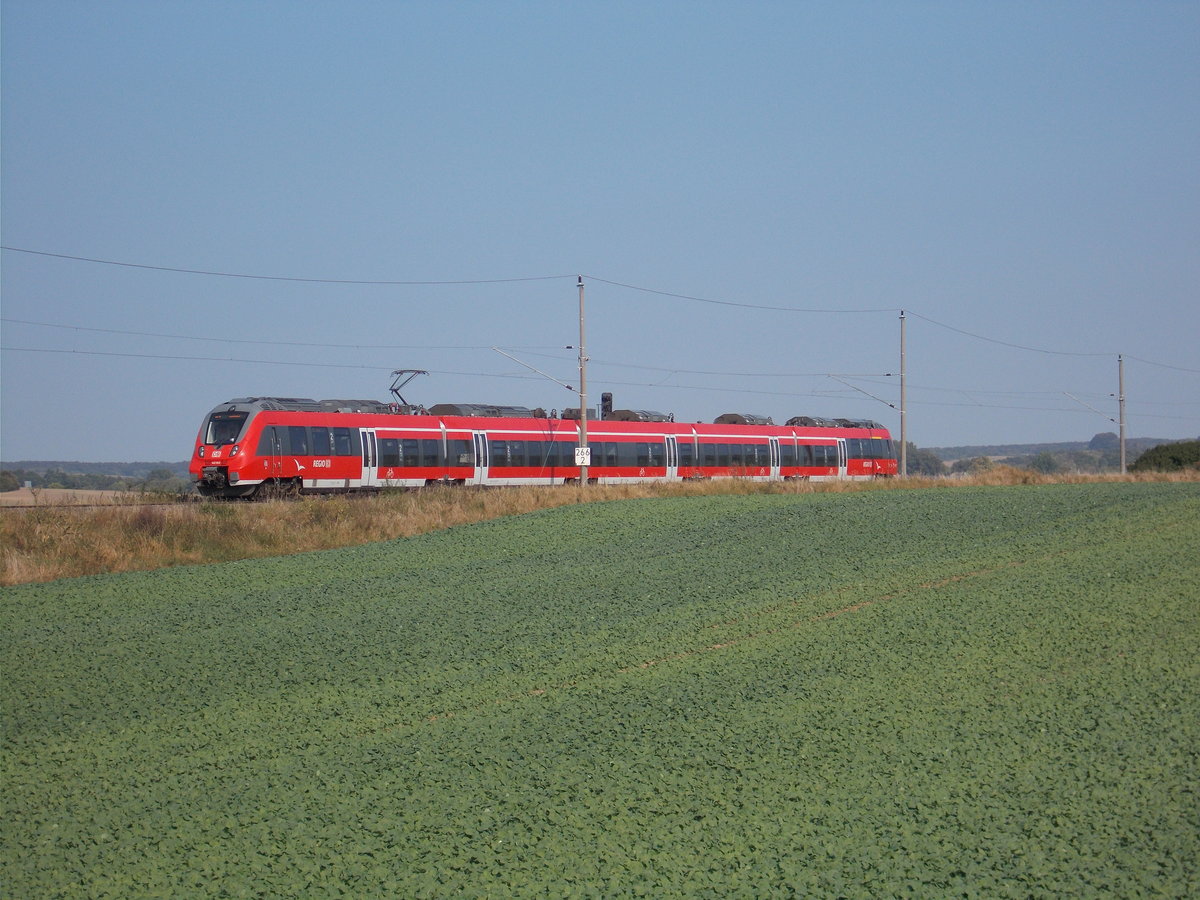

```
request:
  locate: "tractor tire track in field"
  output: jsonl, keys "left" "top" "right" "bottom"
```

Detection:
{"left": 363, "top": 558, "right": 1027, "bottom": 736}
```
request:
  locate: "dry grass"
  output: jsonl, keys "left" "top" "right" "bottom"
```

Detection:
{"left": 3, "top": 470, "right": 1196, "bottom": 586}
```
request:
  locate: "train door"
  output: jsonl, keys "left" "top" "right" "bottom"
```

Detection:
{"left": 470, "top": 432, "right": 490, "bottom": 485}
{"left": 769, "top": 437, "right": 781, "bottom": 479}
{"left": 664, "top": 436, "right": 679, "bottom": 480}
{"left": 260, "top": 426, "right": 285, "bottom": 482}
{"left": 836, "top": 437, "right": 848, "bottom": 478}
{"left": 360, "top": 429, "right": 379, "bottom": 488}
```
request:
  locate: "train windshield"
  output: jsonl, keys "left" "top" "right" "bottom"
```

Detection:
{"left": 204, "top": 411, "right": 249, "bottom": 445}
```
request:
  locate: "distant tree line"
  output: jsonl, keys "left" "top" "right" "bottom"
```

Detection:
{"left": 0, "top": 468, "right": 194, "bottom": 495}
{"left": 903, "top": 435, "right": 1199, "bottom": 477}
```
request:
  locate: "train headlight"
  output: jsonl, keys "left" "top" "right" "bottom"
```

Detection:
{"left": 198, "top": 446, "right": 206, "bottom": 458}
{"left": 230, "top": 444, "right": 240, "bottom": 457}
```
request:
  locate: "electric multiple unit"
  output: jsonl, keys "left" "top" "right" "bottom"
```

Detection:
{"left": 190, "top": 396, "right": 898, "bottom": 499}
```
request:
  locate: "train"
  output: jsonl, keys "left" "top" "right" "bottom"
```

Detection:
{"left": 189, "top": 393, "right": 898, "bottom": 499}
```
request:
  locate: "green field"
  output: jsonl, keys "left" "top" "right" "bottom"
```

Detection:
{"left": 3, "top": 483, "right": 1198, "bottom": 897}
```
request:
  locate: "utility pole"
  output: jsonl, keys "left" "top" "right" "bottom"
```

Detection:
{"left": 577, "top": 275, "right": 590, "bottom": 486}
{"left": 1118, "top": 354, "right": 1127, "bottom": 474}
{"left": 900, "top": 309, "right": 907, "bottom": 477}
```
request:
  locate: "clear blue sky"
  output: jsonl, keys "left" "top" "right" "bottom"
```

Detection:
{"left": 3, "top": 1, "right": 1197, "bottom": 461}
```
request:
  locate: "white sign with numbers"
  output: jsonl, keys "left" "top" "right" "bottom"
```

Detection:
{"left": 574, "top": 447, "right": 592, "bottom": 466}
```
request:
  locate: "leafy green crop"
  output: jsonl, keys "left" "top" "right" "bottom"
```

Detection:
{"left": 3, "top": 483, "right": 1198, "bottom": 897}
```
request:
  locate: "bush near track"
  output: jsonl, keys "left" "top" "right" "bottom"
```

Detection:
{"left": 3, "top": 483, "right": 1198, "bottom": 897}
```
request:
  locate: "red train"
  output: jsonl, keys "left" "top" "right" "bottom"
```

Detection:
{"left": 190, "top": 396, "right": 898, "bottom": 498}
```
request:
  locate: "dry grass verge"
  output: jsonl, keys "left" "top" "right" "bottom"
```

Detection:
{"left": 2, "top": 470, "right": 1195, "bottom": 586}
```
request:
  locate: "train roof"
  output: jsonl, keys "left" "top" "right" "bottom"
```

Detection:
{"left": 209, "top": 398, "right": 886, "bottom": 432}
{"left": 427, "top": 403, "right": 544, "bottom": 418}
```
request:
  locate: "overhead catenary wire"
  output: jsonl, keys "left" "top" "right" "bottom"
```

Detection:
{"left": 0, "top": 246, "right": 573, "bottom": 286}
{"left": 0, "top": 345, "right": 897, "bottom": 404}
{"left": 3, "top": 246, "right": 1193, "bottom": 369}
{"left": 0, "top": 317, "right": 560, "bottom": 352}
{"left": 580, "top": 274, "right": 897, "bottom": 313}
{"left": 3, "top": 344, "right": 1165, "bottom": 417}
{"left": 2, "top": 318, "right": 892, "bottom": 380}
{"left": 906, "top": 311, "right": 1115, "bottom": 358}
{"left": 14, "top": 311, "right": 1187, "bottom": 409}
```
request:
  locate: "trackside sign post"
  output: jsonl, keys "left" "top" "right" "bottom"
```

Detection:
{"left": 574, "top": 447, "right": 591, "bottom": 467}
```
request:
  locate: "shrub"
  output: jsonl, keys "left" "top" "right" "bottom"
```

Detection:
{"left": 1131, "top": 440, "right": 1200, "bottom": 472}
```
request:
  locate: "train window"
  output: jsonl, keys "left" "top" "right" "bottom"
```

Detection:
{"left": 490, "top": 440, "right": 508, "bottom": 467}
{"left": 678, "top": 442, "right": 694, "bottom": 466}
{"left": 780, "top": 444, "right": 796, "bottom": 467}
{"left": 312, "top": 428, "right": 332, "bottom": 456}
{"left": 288, "top": 426, "right": 310, "bottom": 456}
{"left": 401, "top": 439, "right": 420, "bottom": 466}
{"left": 637, "top": 444, "right": 651, "bottom": 467}
{"left": 332, "top": 427, "right": 353, "bottom": 456}
{"left": 701, "top": 444, "right": 716, "bottom": 466}
{"left": 421, "top": 439, "right": 441, "bottom": 466}
{"left": 717, "top": 444, "right": 731, "bottom": 467}
{"left": 447, "top": 439, "right": 472, "bottom": 466}
{"left": 529, "top": 441, "right": 553, "bottom": 467}
{"left": 205, "top": 411, "right": 248, "bottom": 445}
{"left": 589, "top": 442, "right": 611, "bottom": 467}
{"left": 257, "top": 426, "right": 283, "bottom": 455}
{"left": 378, "top": 438, "right": 401, "bottom": 468}
{"left": 509, "top": 441, "right": 526, "bottom": 467}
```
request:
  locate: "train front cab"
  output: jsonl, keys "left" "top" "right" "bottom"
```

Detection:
{"left": 192, "top": 406, "right": 260, "bottom": 498}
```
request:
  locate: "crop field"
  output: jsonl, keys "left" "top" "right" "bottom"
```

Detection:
{"left": 3, "top": 483, "right": 1198, "bottom": 897}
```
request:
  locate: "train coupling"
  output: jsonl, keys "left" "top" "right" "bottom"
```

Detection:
{"left": 200, "top": 466, "right": 232, "bottom": 488}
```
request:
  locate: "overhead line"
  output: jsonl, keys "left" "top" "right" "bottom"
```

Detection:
{"left": 4, "top": 246, "right": 1194, "bottom": 369}
{"left": 1, "top": 317, "right": 558, "bottom": 352}
{"left": 1124, "top": 355, "right": 1200, "bottom": 374}
{"left": 3, "top": 318, "right": 890, "bottom": 379}
{"left": 9, "top": 346, "right": 1198, "bottom": 424}
{"left": 0, "top": 246, "right": 573, "bottom": 286}
{"left": 582, "top": 274, "right": 896, "bottom": 313}
{"left": 907, "top": 311, "right": 1113, "bottom": 358}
